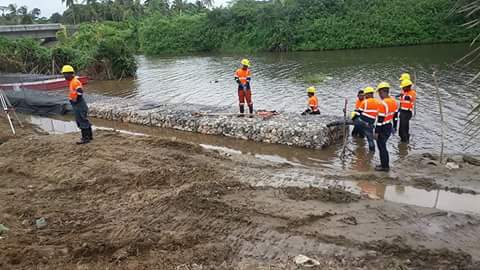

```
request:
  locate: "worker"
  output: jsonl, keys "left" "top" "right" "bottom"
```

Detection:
{"left": 353, "top": 87, "right": 379, "bottom": 152}
{"left": 62, "top": 65, "right": 93, "bottom": 144}
{"left": 399, "top": 73, "right": 411, "bottom": 81}
{"left": 234, "top": 59, "right": 253, "bottom": 115}
{"left": 351, "top": 89, "right": 365, "bottom": 137}
{"left": 398, "top": 79, "right": 416, "bottom": 143}
{"left": 301, "top": 86, "right": 320, "bottom": 115}
{"left": 375, "top": 82, "right": 398, "bottom": 172}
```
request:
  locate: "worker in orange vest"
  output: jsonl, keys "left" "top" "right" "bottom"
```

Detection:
{"left": 353, "top": 87, "right": 379, "bottom": 152}
{"left": 351, "top": 89, "right": 365, "bottom": 137}
{"left": 62, "top": 65, "right": 92, "bottom": 144}
{"left": 375, "top": 82, "right": 398, "bottom": 171}
{"left": 398, "top": 79, "right": 416, "bottom": 143}
{"left": 234, "top": 59, "right": 253, "bottom": 115}
{"left": 301, "top": 86, "right": 320, "bottom": 115}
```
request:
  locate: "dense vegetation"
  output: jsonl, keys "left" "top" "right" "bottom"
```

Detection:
{"left": 0, "top": 0, "right": 476, "bottom": 78}
{"left": 0, "top": 23, "right": 137, "bottom": 79}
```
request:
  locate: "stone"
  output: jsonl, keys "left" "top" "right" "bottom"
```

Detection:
{"left": 88, "top": 98, "right": 346, "bottom": 150}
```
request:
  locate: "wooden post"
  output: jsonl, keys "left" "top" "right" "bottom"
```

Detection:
{"left": 432, "top": 71, "right": 445, "bottom": 163}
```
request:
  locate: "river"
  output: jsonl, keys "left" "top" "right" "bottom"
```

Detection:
{"left": 86, "top": 43, "right": 479, "bottom": 168}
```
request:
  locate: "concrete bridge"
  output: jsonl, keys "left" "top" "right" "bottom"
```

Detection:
{"left": 0, "top": 24, "right": 67, "bottom": 40}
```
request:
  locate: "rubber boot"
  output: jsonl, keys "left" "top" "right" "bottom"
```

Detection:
{"left": 87, "top": 127, "right": 93, "bottom": 141}
{"left": 76, "top": 129, "right": 90, "bottom": 145}
{"left": 238, "top": 105, "right": 245, "bottom": 117}
{"left": 248, "top": 104, "right": 254, "bottom": 114}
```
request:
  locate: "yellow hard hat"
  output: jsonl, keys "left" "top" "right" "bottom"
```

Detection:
{"left": 307, "top": 86, "right": 316, "bottom": 94}
{"left": 399, "top": 73, "right": 411, "bottom": 81}
{"left": 241, "top": 59, "right": 250, "bottom": 67}
{"left": 377, "top": 82, "right": 391, "bottom": 91}
{"left": 400, "top": 79, "right": 413, "bottom": 88}
{"left": 363, "top": 87, "right": 375, "bottom": 94}
{"left": 61, "top": 65, "right": 75, "bottom": 73}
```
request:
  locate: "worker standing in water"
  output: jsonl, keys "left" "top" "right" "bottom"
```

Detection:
{"left": 234, "top": 59, "right": 253, "bottom": 115}
{"left": 351, "top": 89, "right": 365, "bottom": 137}
{"left": 375, "top": 82, "right": 398, "bottom": 171}
{"left": 301, "top": 87, "right": 320, "bottom": 115}
{"left": 62, "top": 65, "right": 93, "bottom": 144}
{"left": 398, "top": 79, "right": 416, "bottom": 143}
{"left": 353, "top": 87, "right": 379, "bottom": 152}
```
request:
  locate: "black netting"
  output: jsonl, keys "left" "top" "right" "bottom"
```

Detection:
{"left": 2, "top": 88, "right": 72, "bottom": 115}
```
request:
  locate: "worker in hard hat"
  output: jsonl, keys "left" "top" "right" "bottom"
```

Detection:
{"left": 375, "top": 82, "right": 398, "bottom": 172}
{"left": 353, "top": 87, "right": 379, "bottom": 152}
{"left": 398, "top": 79, "right": 416, "bottom": 143}
{"left": 234, "top": 59, "right": 253, "bottom": 115}
{"left": 351, "top": 89, "right": 365, "bottom": 137}
{"left": 61, "top": 65, "right": 92, "bottom": 144}
{"left": 301, "top": 86, "right": 320, "bottom": 115}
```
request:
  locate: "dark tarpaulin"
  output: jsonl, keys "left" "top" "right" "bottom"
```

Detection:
{"left": 3, "top": 88, "right": 72, "bottom": 115}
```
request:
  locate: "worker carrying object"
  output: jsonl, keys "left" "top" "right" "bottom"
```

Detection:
{"left": 234, "top": 59, "right": 253, "bottom": 115}
{"left": 375, "top": 82, "right": 398, "bottom": 172}
{"left": 62, "top": 65, "right": 93, "bottom": 145}
{"left": 301, "top": 87, "right": 320, "bottom": 115}
{"left": 398, "top": 79, "right": 416, "bottom": 143}
{"left": 351, "top": 89, "right": 365, "bottom": 137}
{"left": 353, "top": 86, "right": 379, "bottom": 152}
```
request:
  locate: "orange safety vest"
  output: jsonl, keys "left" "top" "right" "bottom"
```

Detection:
{"left": 308, "top": 96, "right": 319, "bottom": 112}
{"left": 235, "top": 68, "right": 251, "bottom": 85}
{"left": 355, "top": 98, "right": 363, "bottom": 110}
{"left": 68, "top": 76, "right": 83, "bottom": 101}
{"left": 378, "top": 96, "right": 398, "bottom": 126}
{"left": 359, "top": 97, "right": 380, "bottom": 120}
{"left": 400, "top": 89, "right": 416, "bottom": 111}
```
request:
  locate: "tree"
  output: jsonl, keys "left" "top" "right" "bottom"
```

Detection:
{"left": 50, "top": 12, "right": 63, "bottom": 23}
{"left": 30, "top": 8, "right": 41, "bottom": 19}
{"left": 62, "top": 0, "right": 77, "bottom": 24}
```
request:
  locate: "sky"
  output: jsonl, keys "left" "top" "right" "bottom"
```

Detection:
{"left": 0, "top": 0, "right": 229, "bottom": 18}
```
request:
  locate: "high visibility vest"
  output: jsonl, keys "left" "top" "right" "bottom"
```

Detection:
{"left": 355, "top": 98, "right": 363, "bottom": 110}
{"left": 359, "top": 97, "right": 380, "bottom": 120}
{"left": 68, "top": 76, "right": 83, "bottom": 101}
{"left": 235, "top": 68, "right": 251, "bottom": 85}
{"left": 378, "top": 96, "right": 398, "bottom": 126}
{"left": 308, "top": 96, "right": 319, "bottom": 112}
{"left": 400, "top": 89, "right": 416, "bottom": 111}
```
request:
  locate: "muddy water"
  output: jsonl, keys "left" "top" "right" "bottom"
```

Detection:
{"left": 26, "top": 115, "right": 480, "bottom": 215}
{"left": 88, "top": 43, "right": 480, "bottom": 162}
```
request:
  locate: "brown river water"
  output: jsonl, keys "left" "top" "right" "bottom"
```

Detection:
{"left": 87, "top": 43, "right": 480, "bottom": 158}
{"left": 19, "top": 43, "right": 480, "bottom": 214}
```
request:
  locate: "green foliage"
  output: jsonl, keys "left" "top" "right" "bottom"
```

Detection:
{"left": 0, "top": 37, "right": 51, "bottom": 73}
{"left": 0, "top": 22, "right": 138, "bottom": 79}
{"left": 57, "top": 22, "right": 138, "bottom": 79}
{"left": 140, "top": 13, "right": 212, "bottom": 54}
{"left": 137, "top": 0, "right": 475, "bottom": 54}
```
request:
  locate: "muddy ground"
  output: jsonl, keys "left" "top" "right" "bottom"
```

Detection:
{"left": 1, "top": 119, "right": 480, "bottom": 269}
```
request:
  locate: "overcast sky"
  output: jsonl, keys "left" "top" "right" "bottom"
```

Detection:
{"left": 0, "top": 0, "right": 230, "bottom": 17}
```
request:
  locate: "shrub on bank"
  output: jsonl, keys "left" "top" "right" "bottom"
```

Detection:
{"left": 139, "top": 0, "right": 475, "bottom": 53}
{"left": 0, "top": 22, "right": 137, "bottom": 80}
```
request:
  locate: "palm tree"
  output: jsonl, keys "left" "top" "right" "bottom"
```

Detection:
{"left": 201, "top": 0, "right": 214, "bottom": 7}
{"left": 62, "top": 0, "right": 77, "bottom": 24}
{"left": 7, "top": 4, "right": 17, "bottom": 16}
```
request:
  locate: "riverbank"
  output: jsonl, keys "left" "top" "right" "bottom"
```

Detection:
{"left": 1, "top": 118, "right": 480, "bottom": 269}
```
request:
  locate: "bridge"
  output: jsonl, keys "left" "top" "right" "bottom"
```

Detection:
{"left": 0, "top": 24, "right": 65, "bottom": 40}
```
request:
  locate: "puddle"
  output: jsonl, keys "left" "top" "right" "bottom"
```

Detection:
{"left": 347, "top": 180, "right": 480, "bottom": 214}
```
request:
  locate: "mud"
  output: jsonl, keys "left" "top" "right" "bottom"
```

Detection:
{"left": 283, "top": 186, "right": 360, "bottom": 203}
{"left": 1, "top": 120, "right": 480, "bottom": 269}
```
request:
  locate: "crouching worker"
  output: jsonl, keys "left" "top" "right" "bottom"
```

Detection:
{"left": 301, "top": 87, "right": 320, "bottom": 115}
{"left": 62, "top": 65, "right": 93, "bottom": 144}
